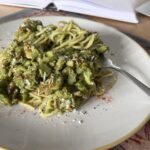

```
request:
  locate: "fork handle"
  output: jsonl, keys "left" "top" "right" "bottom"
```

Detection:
{"left": 116, "top": 68, "right": 150, "bottom": 96}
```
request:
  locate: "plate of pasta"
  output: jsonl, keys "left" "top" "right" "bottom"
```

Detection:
{"left": 0, "top": 16, "right": 150, "bottom": 150}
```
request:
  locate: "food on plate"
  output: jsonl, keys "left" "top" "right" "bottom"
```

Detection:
{"left": 0, "top": 19, "right": 116, "bottom": 116}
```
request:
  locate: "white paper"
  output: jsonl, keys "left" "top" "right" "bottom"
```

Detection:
{"left": 0, "top": 0, "right": 139, "bottom": 23}
{"left": 0, "top": 0, "right": 51, "bottom": 9}
{"left": 54, "top": 0, "right": 138, "bottom": 23}
{"left": 131, "top": 0, "right": 148, "bottom": 8}
{"left": 136, "top": 1, "right": 150, "bottom": 17}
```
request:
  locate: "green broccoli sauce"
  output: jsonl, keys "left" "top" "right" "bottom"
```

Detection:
{"left": 0, "top": 19, "right": 115, "bottom": 116}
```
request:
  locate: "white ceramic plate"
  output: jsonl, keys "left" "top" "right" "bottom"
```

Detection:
{"left": 0, "top": 16, "right": 150, "bottom": 150}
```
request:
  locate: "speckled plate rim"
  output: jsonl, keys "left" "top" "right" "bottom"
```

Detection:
{"left": 96, "top": 113, "right": 150, "bottom": 150}
{"left": 0, "top": 114, "right": 150, "bottom": 150}
{"left": 0, "top": 16, "right": 150, "bottom": 150}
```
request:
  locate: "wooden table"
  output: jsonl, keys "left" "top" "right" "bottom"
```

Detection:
{"left": 0, "top": 5, "right": 150, "bottom": 42}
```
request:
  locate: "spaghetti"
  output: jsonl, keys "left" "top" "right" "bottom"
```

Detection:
{"left": 0, "top": 19, "right": 116, "bottom": 116}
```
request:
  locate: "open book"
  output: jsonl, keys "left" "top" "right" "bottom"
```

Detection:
{"left": 0, "top": 0, "right": 142, "bottom": 23}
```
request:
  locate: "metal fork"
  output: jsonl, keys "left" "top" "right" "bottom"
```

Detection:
{"left": 102, "top": 56, "right": 150, "bottom": 96}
